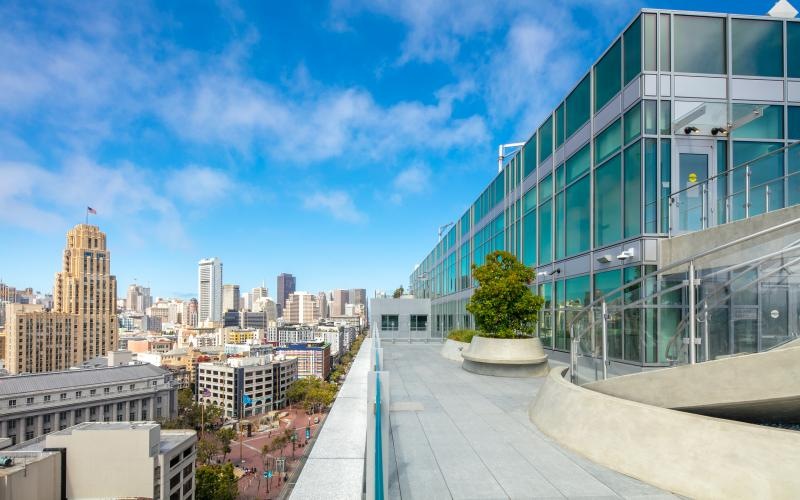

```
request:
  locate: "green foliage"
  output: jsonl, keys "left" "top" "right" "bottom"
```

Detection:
{"left": 286, "top": 377, "right": 337, "bottom": 413}
{"left": 392, "top": 286, "right": 404, "bottom": 298}
{"left": 447, "top": 329, "right": 477, "bottom": 343}
{"left": 197, "top": 435, "right": 220, "bottom": 465}
{"left": 160, "top": 388, "right": 222, "bottom": 431}
{"left": 216, "top": 427, "right": 236, "bottom": 460}
{"left": 196, "top": 463, "right": 238, "bottom": 500}
{"left": 465, "top": 250, "right": 544, "bottom": 338}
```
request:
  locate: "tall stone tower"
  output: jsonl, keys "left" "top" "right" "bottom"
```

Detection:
{"left": 54, "top": 224, "right": 118, "bottom": 364}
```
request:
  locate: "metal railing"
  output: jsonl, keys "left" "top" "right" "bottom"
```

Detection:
{"left": 569, "top": 215, "right": 800, "bottom": 385}
{"left": 669, "top": 141, "right": 800, "bottom": 236}
{"left": 366, "top": 325, "right": 389, "bottom": 499}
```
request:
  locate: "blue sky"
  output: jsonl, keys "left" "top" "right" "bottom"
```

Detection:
{"left": 0, "top": 0, "right": 774, "bottom": 299}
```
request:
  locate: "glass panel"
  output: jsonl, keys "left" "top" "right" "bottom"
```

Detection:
{"left": 595, "top": 154, "right": 622, "bottom": 246}
{"left": 731, "top": 19, "right": 783, "bottom": 77}
{"left": 538, "top": 115, "right": 553, "bottom": 163}
{"left": 659, "top": 100, "right": 671, "bottom": 135}
{"left": 789, "top": 22, "right": 800, "bottom": 78}
{"left": 555, "top": 103, "right": 565, "bottom": 148}
{"left": 566, "top": 143, "right": 590, "bottom": 184}
{"left": 565, "top": 275, "right": 591, "bottom": 351}
{"left": 624, "top": 102, "right": 642, "bottom": 144}
{"left": 789, "top": 145, "right": 800, "bottom": 207}
{"left": 594, "top": 270, "right": 622, "bottom": 357}
{"left": 555, "top": 280, "right": 566, "bottom": 350}
{"left": 538, "top": 282, "right": 553, "bottom": 347}
{"left": 730, "top": 104, "right": 784, "bottom": 139}
{"left": 538, "top": 200, "right": 552, "bottom": 264}
{"left": 595, "top": 39, "right": 622, "bottom": 112}
{"left": 643, "top": 100, "right": 657, "bottom": 135}
{"left": 566, "top": 74, "right": 591, "bottom": 138}
{"left": 674, "top": 15, "right": 725, "bottom": 74}
{"left": 673, "top": 100, "right": 728, "bottom": 136}
{"left": 624, "top": 141, "right": 642, "bottom": 237}
{"left": 565, "top": 175, "right": 590, "bottom": 257}
{"left": 539, "top": 174, "right": 553, "bottom": 202}
{"left": 676, "top": 152, "right": 709, "bottom": 232}
{"left": 732, "top": 142, "right": 784, "bottom": 218}
{"left": 644, "top": 138, "right": 657, "bottom": 233}
{"left": 523, "top": 210, "right": 537, "bottom": 266}
{"left": 523, "top": 135, "right": 537, "bottom": 178}
{"left": 555, "top": 192, "right": 565, "bottom": 260}
{"left": 624, "top": 16, "right": 642, "bottom": 84}
{"left": 660, "top": 14, "right": 670, "bottom": 71}
{"left": 623, "top": 266, "right": 642, "bottom": 362}
{"left": 523, "top": 186, "right": 537, "bottom": 213}
{"left": 595, "top": 119, "right": 622, "bottom": 164}
{"left": 644, "top": 14, "right": 656, "bottom": 72}
{"left": 717, "top": 140, "right": 728, "bottom": 225}
{"left": 661, "top": 140, "right": 671, "bottom": 232}
{"left": 555, "top": 164, "right": 565, "bottom": 192}
{"left": 789, "top": 106, "right": 800, "bottom": 140}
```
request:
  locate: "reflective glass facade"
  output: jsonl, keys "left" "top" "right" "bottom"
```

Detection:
{"left": 409, "top": 9, "right": 800, "bottom": 367}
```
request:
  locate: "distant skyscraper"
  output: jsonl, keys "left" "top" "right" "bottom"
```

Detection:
{"left": 54, "top": 224, "right": 118, "bottom": 364}
{"left": 317, "top": 292, "right": 329, "bottom": 318}
{"left": 198, "top": 258, "right": 223, "bottom": 323}
{"left": 126, "top": 284, "right": 152, "bottom": 313}
{"left": 283, "top": 292, "right": 320, "bottom": 324}
{"left": 276, "top": 273, "right": 296, "bottom": 316}
{"left": 222, "top": 284, "right": 240, "bottom": 312}
{"left": 331, "top": 289, "right": 350, "bottom": 316}
{"left": 349, "top": 288, "right": 367, "bottom": 316}
{"left": 251, "top": 286, "right": 268, "bottom": 303}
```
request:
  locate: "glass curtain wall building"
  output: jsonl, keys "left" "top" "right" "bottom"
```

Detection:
{"left": 409, "top": 8, "right": 800, "bottom": 367}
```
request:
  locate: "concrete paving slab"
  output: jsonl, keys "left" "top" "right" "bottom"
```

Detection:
{"left": 384, "top": 343, "right": 678, "bottom": 500}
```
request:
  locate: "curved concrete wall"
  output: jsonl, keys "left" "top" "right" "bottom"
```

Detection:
{"left": 584, "top": 346, "right": 800, "bottom": 423}
{"left": 439, "top": 339, "right": 467, "bottom": 362}
{"left": 530, "top": 368, "right": 800, "bottom": 499}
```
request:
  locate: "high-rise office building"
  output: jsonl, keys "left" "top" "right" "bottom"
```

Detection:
{"left": 4, "top": 304, "right": 73, "bottom": 373}
{"left": 125, "top": 284, "right": 152, "bottom": 313}
{"left": 198, "top": 258, "right": 223, "bottom": 323}
{"left": 54, "top": 224, "right": 118, "bottom": 364}
{"left": 283, "top": 292, "right": 320, "bottom": 324}
{"left": 222, "top": 284, "right": 240, "bottom": 312}
{"left": 317, "top": 292, "right": 329, "bottom": 318}
{"left": 330, "top": 289, "right": 350, "bottom": 316}
{"left": 276, "top": 273, "right": 296, "bottom": 316}
{"left": 251, "top": 286, "right": 268, "bottom": 303}
{"left": 349, "top": 288, "right": 367, "bottom": 317}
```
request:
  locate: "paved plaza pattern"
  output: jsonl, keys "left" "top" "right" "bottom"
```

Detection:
{"left": 384, "top": 343, "right": 678, "bottom": 500}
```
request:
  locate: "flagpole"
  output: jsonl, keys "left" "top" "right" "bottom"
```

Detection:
{"left": 85, "top": 208, "right": 88, "bottom": 225}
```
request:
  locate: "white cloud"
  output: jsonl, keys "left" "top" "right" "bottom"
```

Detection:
{"left": 167, "top": 165, "right": 238, "bottom": 205}
{"left": 303, "top": 191, "right": 366, "bottom": 224}
{"left": 389, "top": 163, "right": 431, "bottom": 204}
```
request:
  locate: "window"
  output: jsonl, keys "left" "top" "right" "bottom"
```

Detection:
{"left": 624, "top": 103, "right": 641, "bottom": 144}
{"left": 595, "top": 119, "right": 622, "bottom": 164}
{"left": 594, "top": 39, "right": 621, "bottom": 112}
{"left": 555, "top": 103, "right": 565, "bottom": 148}
{"left": 380, "top": 315, "right": 399, "bottom": 331}
{"left": 789, "top": 107, "right": 800, "bottom": 140}
{"left": 566, "top": 74, "right": 590, "bottom": 138}
{"left": 644, "top": 139, "right": 658, "bottom": 233}
{"left": 790, "top": 22, "right": 800, "bottom": 78}
{"left": 643, "top": 13, "right": 657, "bottom": 72}
{"left": 104, "top": 388, "right": 110, "bottom": 394}
{"left": 566, "top": 144, "right": 590, "bottom": 185}
{"left": 117, "top": 386, "right": 123, "bottom": 392}
{"left": 731, "top": 104, "right": 784, "bottom": 140}
{"left": 60, "top": 393, "right": 67, "bottom": 400}
{"left": 660, "top": 14, "right": 671, "bottom": 71}
{"left": 732, "top": 19, "right": 783, "bottom": 77}
{"left": 595, "top": 154, "right": 622, "bottom": 246}
{"left": 565, "top": 175, "right": 590, "bottom": 256}
{"left": 674, "top": 16, "right": 725, "bottom": 74}
{"left": 624, "top": 142, "right": 642, "bottom": 237}
{"left": 624, "top": 15, "right": 642, "bottom": 84}
{"left": 130, "top": 384, "right": 136, "bottom": 390}
{"left": 538, "top": 200, "right": 553, "bottom": 264}
{"left": 75, "top": 391, "right": 82, "bottom": 398}
{"left": 90, "top": 389, "right": 96, "bottom": 396}
{"left": 26, "top": 397, "right": 33, "bottom": 405}
{"left": 538, "top": 115, "right": 553, "bottom": 163}
{"left": 75, "top": 409, "right": 83, "bottom": 418}
{"left": 523, "top": 209, "right": 537, "bottom": 266}
{"left": 45, "top": 395, "right": 52, "bottom": 402}
{"left": 8, "top": 399, "right": 15, "bottom": 408}
{"left": 410, "top": 315, "right": 428, "bottom": 331}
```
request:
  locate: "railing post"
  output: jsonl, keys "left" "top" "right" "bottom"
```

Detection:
{"left": 745, "top": 165, "right": 751, "bottom": 218}
{"left": 688, "top": 261, "right": 697, "bottom": 365}
{"left": 701, "top": 184, "right": 708, "bottom": 229}
{"left": 703, "top": 302, "right": 710, "bottom": 362}
{"left": 601, "top": 301, "right": 608, "bottom": 380}
{"left": 668, "top": 196, "right": 674, "bottom": 236}
{"left": 765, "top": 184, "right": 771, "bottom": 213}
{"left": 570, "top": 324, "right": 576, "bottom": 383}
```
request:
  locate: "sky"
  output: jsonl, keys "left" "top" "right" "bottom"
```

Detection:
{"left": 0, "top": 0, "right": 775, "bottom": 299}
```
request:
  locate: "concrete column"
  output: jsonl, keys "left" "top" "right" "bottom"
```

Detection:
{"left": 0, "top": 419, "right": 7, "bottom": 437}
{"left": 35, "top": 414, "right": 44, "bottom": 437}
{"left": 68, "top": 409, "right": 76, "bottom": 426}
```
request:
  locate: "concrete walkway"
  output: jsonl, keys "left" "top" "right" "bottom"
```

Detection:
{"left": 384, "top": 343, "right": 677, "bottom": 500}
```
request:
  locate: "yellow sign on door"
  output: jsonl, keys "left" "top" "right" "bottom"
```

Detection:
{"left": 688, "top": 172, "right": 698, "bottom": 183}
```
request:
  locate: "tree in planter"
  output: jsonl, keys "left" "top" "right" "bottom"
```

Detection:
{"left": 465, "top": 250, "right": 544, "bottom": 338}
{"left": 392, "top": 286, "right": 404, "bottom": 298}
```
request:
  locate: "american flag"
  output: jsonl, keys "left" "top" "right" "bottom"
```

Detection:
{"left": 202, "top": 387, "right": 211, "bottom": 397}
{"left": 87, "top": 206, "right": 97, "bottom": 215}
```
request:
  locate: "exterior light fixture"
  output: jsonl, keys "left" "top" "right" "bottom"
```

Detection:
{"left": 597, "top": 254, "right": 614, "bottom": 264}
{"left": 617, "top": 248, "right": 635, "bottom": 260}
{"left": 684, "top": 126, "right": 699, "bottom": 135}
{"left": 711, "top": 127, "right": 728, "bottom": 136}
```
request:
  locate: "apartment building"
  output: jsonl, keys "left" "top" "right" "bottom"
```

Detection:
{"left": 274, "top": 342, "right": 331, "bottom": 379}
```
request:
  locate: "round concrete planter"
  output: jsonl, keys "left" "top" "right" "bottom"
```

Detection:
{"left": 461, "top": 336, "right": 549, "bottom": 377}
{"left": 440, "top": 339, "right": 469, "bottom": 362}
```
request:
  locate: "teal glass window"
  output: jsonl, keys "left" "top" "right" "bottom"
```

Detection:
{"left": 660, "top": 14, "right": 671, "bottom": 71}
{"left": 789, "top": 22, "right": 800, "bottom": 78}
{"left": 538, "top": 116, "right": 553, "bottom": 163}
{"left": 523, "top": 210, "right": 537, "bottom": 266}
{"left": 566, "top": 275, "right": 591, "bottom": 308}
{"left": 538, "top": 200, "right": 552, "bottom": 264}
{"left": 594, "top": 269, "right": 622, "bottom": 305}
{"left": 643, "top": 100, "right": 657, "bottom": 135}
{"left": 732, "top": 142, "right": 784, "bottom": 218}
{"left": 595, "top": 119, "right": 622, "bottom": 164}
{"left": 565, "top": 175, "right": 590, "bottom": 256}
{"left": 674, "top": 16, "right": 725, "bottom": 74}
{"left": 566, "top": 143, "right": 591, "bottom": 184}
{"left": 732, "top": 19, "right": 783, "bottom": 77}
{"left": 660, "top": 139, "right": 671, "bottom": 233}
{"left": 555, "top": 164, "right": 565, "bottom": 192}
{"left": 523, "top": 135, "right": 537, "bottom": 178}
{"left": 539, "top": 174, "right": 553, "bottom": 203}
{"left": 566, "top": 74, "right": 591, "bottom": 138}
{"left": 624, "top": 16, "right": 642, "bottom": 84}
{"left": 523, "top": 186, "right": 537, "bottom": 213}
{"left": 624, "top": 141, "right": 642, "bottom": 237}
{"left": 624, "top": 102, "right": 641, "bottom": 144}
{"left": 623, "top": 266, "right": 642, "bottom": 362}
{"left": 644, "top": 139, "right": 658, "bottom": 233}
{"left": 555, "top": 103, "right": 565, "bottom": 148}
{"left": 595, "top": 154, "right": 622, "bottom": 246}
{"left": 595, "top": 39, "right": 622, "bottom": 111}
{"left": 789, "top": 106, "right": 800, "bottom": 140}
{"left": 644, "top": 14, "right": 657, "bottom": 72}
{"left": 555, "top": 192, "right": 565, "bottom": 260}
{"left": 659, "top": 100, "right": 671, "bottom": 135}
{"left": 731, "top": 104, "right": 784, "bottom": 140}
